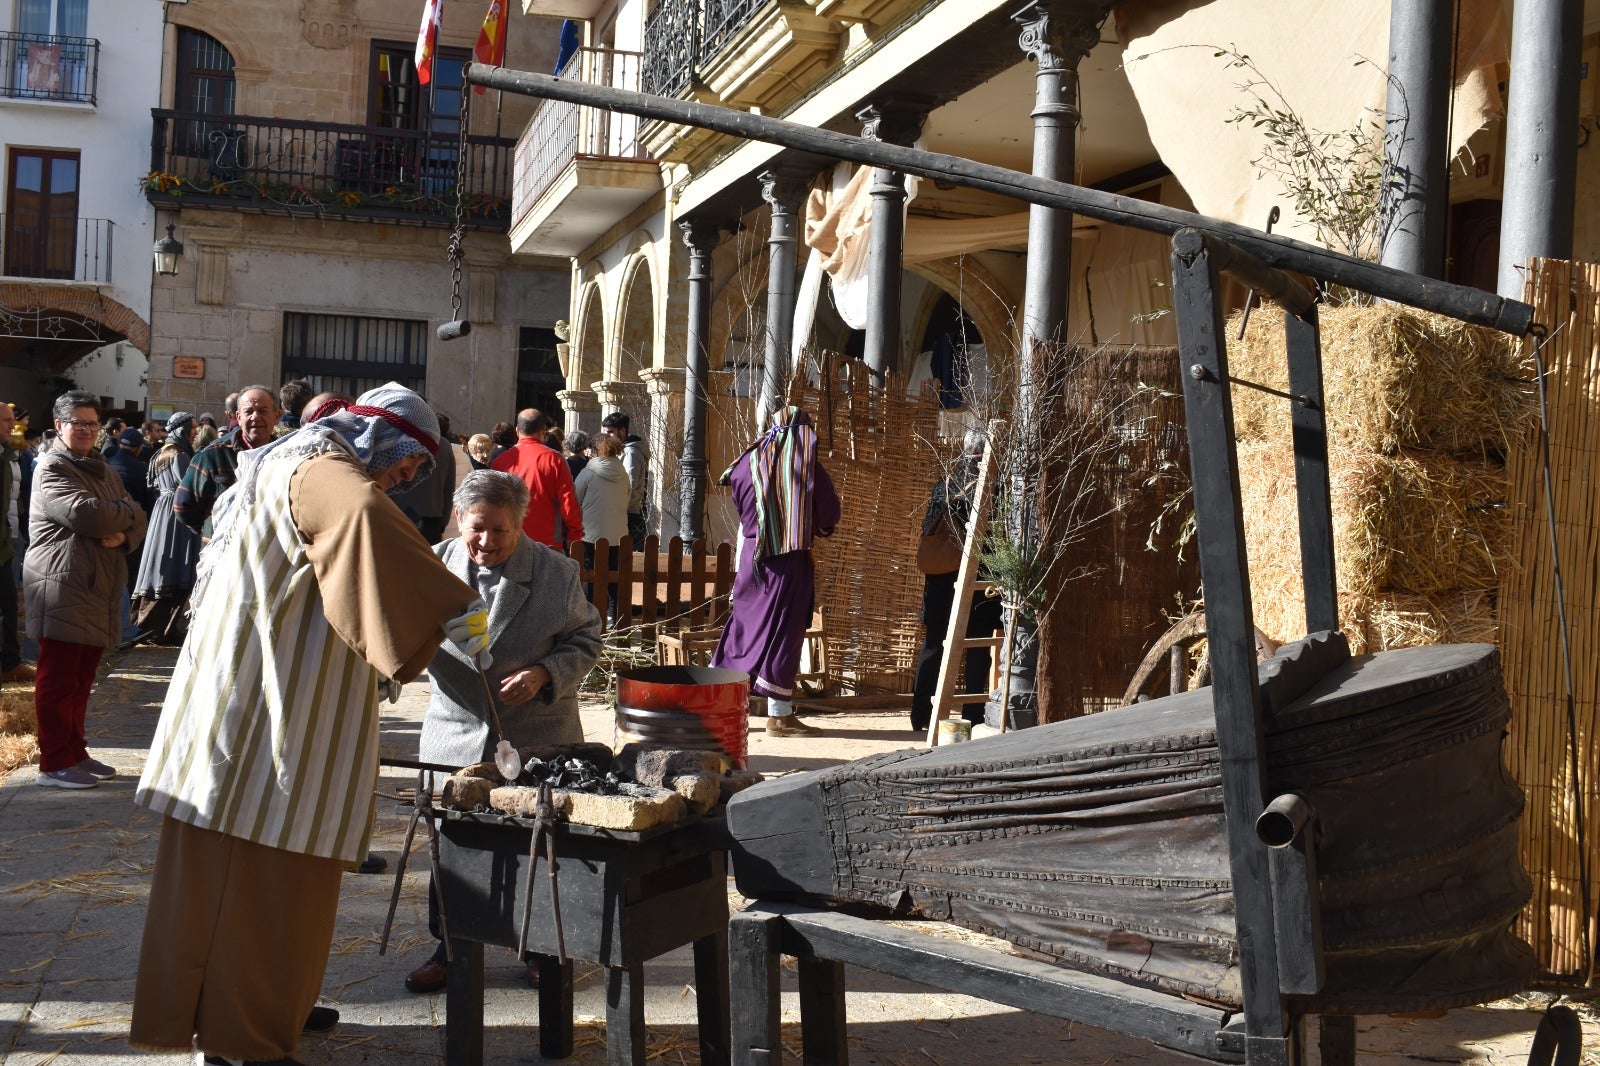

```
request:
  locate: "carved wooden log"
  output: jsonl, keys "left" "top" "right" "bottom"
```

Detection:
{"left": 727, "top": 635, "right": 1535, "bottom": 1014}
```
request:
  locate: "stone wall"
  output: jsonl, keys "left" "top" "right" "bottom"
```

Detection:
{"left": 145, "top": 209, "right": 567, "bottom": 431}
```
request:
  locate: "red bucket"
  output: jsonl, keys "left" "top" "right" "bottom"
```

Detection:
{"left": 615, "top": 665, "right": 750, "bottom": 768}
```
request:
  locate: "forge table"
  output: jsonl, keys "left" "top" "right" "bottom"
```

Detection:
{"left": 432, "top": 809, "right": 732, "bottom": 1066}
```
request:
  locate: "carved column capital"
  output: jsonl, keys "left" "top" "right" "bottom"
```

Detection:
{"left": 679, "top": 216, "right": 723, "bottom": 253}
{"left": 854, "top": 95, "right": 931, "bottom": 146}
{"left": 758, "top": 168, "right": 813, "bottom": 212}
{"left": 1012, "top": 1, "right": 1102, "bottom": 71}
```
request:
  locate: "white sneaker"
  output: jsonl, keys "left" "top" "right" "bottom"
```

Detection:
{"left": 36, "top": 768, "right": 98, "bottom": 789}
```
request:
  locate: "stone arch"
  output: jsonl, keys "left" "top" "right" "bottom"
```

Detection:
{"left": 614, "top": 252, "right": 656, "bottom": 381}
{"left": 707, "top": 224, "right": 768, "bottom": 371}
{"left": 572, "top": 281, "right": 604, "bottom": 390}
{"left": 0, "top": 283, "right": 150, "bottom": 370}
{"left": 907, "top": 255, "right": 1018, "bottom": 364}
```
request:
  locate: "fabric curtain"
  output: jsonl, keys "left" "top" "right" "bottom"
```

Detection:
{"left": 1113, "top": 0, "right": 1508, "bottom": 249}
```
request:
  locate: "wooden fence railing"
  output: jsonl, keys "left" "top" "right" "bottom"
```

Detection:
{"left": 562, "top": 535, "right": 733, "bottom": 635}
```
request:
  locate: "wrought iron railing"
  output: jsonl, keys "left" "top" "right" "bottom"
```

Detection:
{"left": 702, "top": 0, "right": 765, "bottom": 59}
{"left": 0, "top": 215, "right": 113, "bottom": 283}
{"left": 641, "top": 0, "right": 769, "bottom": 98}
{"left": 514, "top": 47, "right": 647, "bottom": 219}
{"left": 146, "top": 110, "right": 516, "bottom": 227}
{"left": 0, "top": 31, "right": 98, "bottom": 105}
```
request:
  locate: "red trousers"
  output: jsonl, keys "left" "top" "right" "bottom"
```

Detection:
{"left": 34, "top": 637, "right": 105, "bottom": 773}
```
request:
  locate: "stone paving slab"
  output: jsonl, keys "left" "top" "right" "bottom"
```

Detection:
{"left": 0, "top": 645, "right": 1590, "bottom": 1064}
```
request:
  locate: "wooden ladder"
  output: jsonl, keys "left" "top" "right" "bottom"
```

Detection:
{"left": 925, "top": 441, "right": 1002, "bottom": 747}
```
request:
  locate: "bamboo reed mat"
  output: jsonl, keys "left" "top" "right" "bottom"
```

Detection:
{"left": 791, "top": 356, "right": 943, "bottom": 695}
{"left": 1499, "top": 257, "right": 1600, "bottom": 983}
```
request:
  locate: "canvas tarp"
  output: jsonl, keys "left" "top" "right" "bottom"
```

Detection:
{"left": 1113, "top": 0, "right": 1509, "bottom": 250}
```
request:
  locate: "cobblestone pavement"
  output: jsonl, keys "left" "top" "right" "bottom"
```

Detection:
{"left": 0, "top": 646, "right": 1588, "bottom": 1064}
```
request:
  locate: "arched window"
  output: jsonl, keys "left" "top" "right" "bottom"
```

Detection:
{"left": 175, "top": 28, "right": 234, "bottom": 115}
{"left": 173, "top": 29, "right": 235, "bottom": 158}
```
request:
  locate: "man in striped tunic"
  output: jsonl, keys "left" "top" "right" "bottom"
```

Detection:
{"left": 129, "top": 383, "right": 489, "bottom": 1066}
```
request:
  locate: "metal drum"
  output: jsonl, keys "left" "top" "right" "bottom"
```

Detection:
{"left": 615, "top": 665, "right": 750, "bottom": 767}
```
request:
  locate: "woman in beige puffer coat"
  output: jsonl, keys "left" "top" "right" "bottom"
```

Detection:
{"left": 24, "top": 390, "right": 147, "bottom": 789}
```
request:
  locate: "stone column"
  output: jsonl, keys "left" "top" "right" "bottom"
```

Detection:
{"left": 758, "top": 168, "right": 812, "bottom": 419}
{"left": 855, "top": 98, "right": 927, "bottom": 390}
{"left": 641, "top": 366, "right": 687, "bottom": 542}
{"left": 1497, "top": 0, "right": 1583, "bottom": 297}
{"left": 679, "top": 217, "right": 721, "bottom": 543}
{"left": 1378, "top": 0, "right": 1451, "bottom": 277}
{"left": 592, "top": 379, "right": 651, "bottom": 423}
{"left": 556, "top": 388, "right": 600, "bottom": 435}
{"left": 1013, "top": 1, "right": 1097, "bottom": 362}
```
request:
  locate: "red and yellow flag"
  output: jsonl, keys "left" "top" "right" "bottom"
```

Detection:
{"left": 473, "top": 0, "right": 507, "bottom": 92}
{"left": 414, "top": 0, "right": 442, "bottom": 85}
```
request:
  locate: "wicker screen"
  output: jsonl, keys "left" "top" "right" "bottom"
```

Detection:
{"left": 788, "top": 355, "right": 944, "bottom": 694}
{"left": 1034, "top": 344, "right": 1201, "bottom": 721}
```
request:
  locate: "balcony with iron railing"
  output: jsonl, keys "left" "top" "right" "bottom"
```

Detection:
{"left": 638, "top": 0, "right": 838, "bottom": 158}
{"left": 145, "top": 110, "right": 516, "bottom": 228}
{"left": 0, "top": 215, "right": 113, "bottom": 283}
{"left": 0, "top": 31, "right": 99, "bottom": 105}
{"left": 509, "top": 46, "right": 660, "bottom": 257}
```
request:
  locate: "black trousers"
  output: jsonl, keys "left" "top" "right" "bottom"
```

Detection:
{"left": 0, "top": 556, "right": 20, "bottom": 671}
{"left": 910, "top": 571, "right": 1004, "bottom": 730}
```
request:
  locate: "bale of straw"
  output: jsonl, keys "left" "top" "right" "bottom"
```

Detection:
{"left": 1251, "top": 584, "right": 1496, "bottom": 655}
{"left": 1239, "top": 443, "right": 1513, "bottom": 634}
{"left": 1353, "top": 590, "right": 1498, "bottom": 654}
{"left": 1229, "top": 303, "right": 1534, "bottom": 457}
{"left": 0, "top": 685, "right": 35, "bottom": 736}
{"left": 0, "top": 732, "right": 37, "bottom": 777}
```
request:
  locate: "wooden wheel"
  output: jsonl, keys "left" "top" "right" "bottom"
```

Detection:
{"left": 1122, "top": 611, "right": 1209, "bottom": 705}
{"left": 1122, "top": 610, "right": 1284, "bottom": 706}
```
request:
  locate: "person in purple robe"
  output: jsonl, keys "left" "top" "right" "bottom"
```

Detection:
{"left": 711, "top": 405, "right": 840, "bottom": 736}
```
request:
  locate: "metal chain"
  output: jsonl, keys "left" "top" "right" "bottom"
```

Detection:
{"left": 446, "top": 73, "right": 473, "bottom": 322}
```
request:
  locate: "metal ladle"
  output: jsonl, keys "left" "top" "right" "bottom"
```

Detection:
{"left": 476, "top": 662, "right": 523, "bottom": 780}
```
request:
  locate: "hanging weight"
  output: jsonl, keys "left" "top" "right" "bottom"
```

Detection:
{"left": 437, "top": 320, "right": 472, "bottom": 341}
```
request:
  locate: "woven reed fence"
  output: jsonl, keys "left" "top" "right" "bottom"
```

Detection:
{"left": 1499, "top": 257, "right": 1600, "bottom": 983}
{"left": 1034, "top": 343, "right": 1201, "bottom": 720}
{"left": 788, "top": 354, "right": 943, "bottom": 694}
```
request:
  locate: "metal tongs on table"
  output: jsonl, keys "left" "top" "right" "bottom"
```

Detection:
{"left": 379, "top": 764, "right": 453, "bottom": 961}
{"left": 517, "top": 779, "right": 566, "bottom": 964}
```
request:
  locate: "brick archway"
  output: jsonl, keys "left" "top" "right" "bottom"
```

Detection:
{"left": 0, "top": 283, "right": 150, "bottom": 367}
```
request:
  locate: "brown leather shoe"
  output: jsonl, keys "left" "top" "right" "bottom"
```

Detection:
{"left": 765, "top": 715, "right": 819, "bottom": 737}
{"left": 405, "top": 959, "right": 448, "bottom": 994}
{"left": 2, "top": 663, "right": 35, "bottom": 682}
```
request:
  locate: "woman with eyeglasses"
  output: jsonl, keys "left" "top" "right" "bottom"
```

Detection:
{"left": 23, "top": 390, "right": 147, "bottom": 789}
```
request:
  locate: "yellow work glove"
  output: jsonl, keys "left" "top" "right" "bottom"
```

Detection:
{"left": 444, "top": 599, "right": 493, "bottom": 668}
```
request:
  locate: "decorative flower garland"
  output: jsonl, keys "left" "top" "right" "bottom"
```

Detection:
{"left": 139, "top": 170, "right": 508, "bottom": 220}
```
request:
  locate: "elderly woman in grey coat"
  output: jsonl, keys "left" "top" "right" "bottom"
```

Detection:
{"left": 26, "top": 390, "right": 147, "bottom": 789}
{"left": 407, "top": 469, "right": 602, "bottom": 995}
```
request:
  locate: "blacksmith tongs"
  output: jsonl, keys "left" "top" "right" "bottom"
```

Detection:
{"left": 515, "top": 780, "right": 566, "bottom": 964}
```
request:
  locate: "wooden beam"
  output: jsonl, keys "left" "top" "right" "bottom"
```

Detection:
{"left": 466, "top": 63, "right": 1536, "bottom": 336}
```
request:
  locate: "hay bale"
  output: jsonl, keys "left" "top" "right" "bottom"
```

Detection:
{"left": 1240, "top": 443, "right": 1512, "bottom": 641}
{"left": 0, "top": 685, "right": 34, "bottom": 736}
{"left": 1230, "top": 304, "right": 1534, "bottom": 457}
{"left": 1252, "top": 589, "right": 1497, "bottom": 656}
{"left": 0, "top": 732, "right": 37, "bottom": 777}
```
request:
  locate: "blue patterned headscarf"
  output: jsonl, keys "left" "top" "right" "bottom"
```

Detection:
{"left": 193, "top": 382, "right": 441, "bottom": 606}
{"left": 314, "top": 382, "right": 440, "bottom": 488}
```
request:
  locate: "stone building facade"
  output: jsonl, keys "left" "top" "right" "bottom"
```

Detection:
{"left": 143, "top": 0, "right": 569, "bottom": 431}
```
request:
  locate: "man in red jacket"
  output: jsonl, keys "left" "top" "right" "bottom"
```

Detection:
{"left": 491, "top": 409, "right": 583, "bottom": 549}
